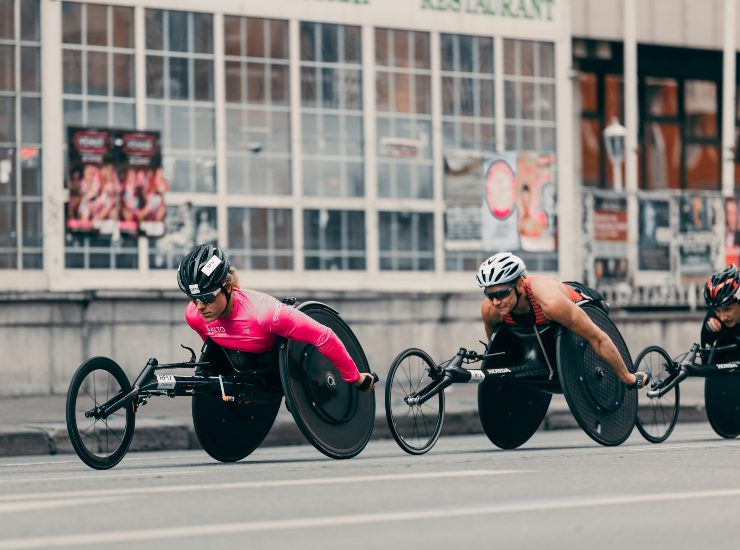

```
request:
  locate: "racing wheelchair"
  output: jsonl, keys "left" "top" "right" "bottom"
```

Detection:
{"left": 634, "top": 334, "right": 740, "bottom": 443}
{"left": 65, "top": 300, "right": 377, "bottom": 470}
{"left": 384, "top": 285, "right": 639, "bottom": 454}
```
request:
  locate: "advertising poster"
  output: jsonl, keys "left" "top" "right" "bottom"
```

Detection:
{"left": 66, "top": 127, "right": 166, "bottom": 237}
{"left": 480, "top": 152, "right": 521, "bottom": 251}
{"left": 591, "top": 195, "right": 629, "bottom": 283}
{"left": 679, "top": 194, "right": 711, "bottom": 233}
{"left": 515, "top": 152, "right": 556, "bottom": 253}
{"left": 638, "top": 198, "right": 671, "bottom": 271}
{"left": 679, "top": 242, "right": 712, "bottom": 278}
{"left": 443, "top": 149, "right": 484, "bottom": 248}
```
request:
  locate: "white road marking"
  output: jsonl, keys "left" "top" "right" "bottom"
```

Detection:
{"left": 0, "top": 469, "right": 525, "bottom": 503}
{"left": 2, "top": 487, "right": 740, "bottom": 548}
{"left": 0, "top": 496, "right": 125, "bottom": 515}
{"left": 0, "top": 468, "right": 220, "bottom": 485}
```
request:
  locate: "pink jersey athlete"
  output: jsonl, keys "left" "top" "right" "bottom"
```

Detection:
{"left": 186, "top": 288, "right": 361, "bottom": 383}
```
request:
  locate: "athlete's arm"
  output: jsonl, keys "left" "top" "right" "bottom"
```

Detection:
{"left": 534, "top": 278, "right": 635, "bottom": 385}
{"left": 264, "top": 301, "right": 362, "bottom": 384}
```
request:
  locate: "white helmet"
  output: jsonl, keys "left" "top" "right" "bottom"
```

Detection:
{"left": 475, "top": 252, "right": 527, "bottom": 288}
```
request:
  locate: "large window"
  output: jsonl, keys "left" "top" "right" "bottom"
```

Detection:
{"left": 62, "top": 2, "right": 135, "bottom": 130}
{"left": 379, "top": 211, "right": 434, "bottom": 271}
{"left": 224, "top": 16, "right": 290, "bottom": 196}
{"left": 440, "top": 33, "right": 495, "bottom": 152}
{"left": 228, "top": 207, "right": 293, "bottom": 270}
{"left": 300, "top": 22, "right": 364, "bottom": 198}
{"left": 375, "top": 28, "right": 432, "bottom": 199}
{"left": 303, "top": 209, "right": 365, "bottom": 270}
{"left": 503, "top": 39, "right": 555, "bottom": 152}
{"left": 145, "top": 9, "right": 215, "bottom": 195}
{"left": 0, "top": 0, "right": 42, "bottom": 269}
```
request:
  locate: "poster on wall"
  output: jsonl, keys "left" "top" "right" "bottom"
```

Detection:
{"left": 66, "top": 127, "right": 167, "bottom": 237}
{"left": 638, "top": 198, "right": 671, "bottom": 271}
{"left": 591, "top": 195, "right": 629, "bottom": 283}
{"left": 443, "top": 149, "right": 485, "bottom": 248}
{"left": 679, "top": 194, "right": 711, "bottom": 233}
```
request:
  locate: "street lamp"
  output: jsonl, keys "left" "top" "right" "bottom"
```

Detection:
{"left": 603, "top": 117, "right": 627, "bottom": 192}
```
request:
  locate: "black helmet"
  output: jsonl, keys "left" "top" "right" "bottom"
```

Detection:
{"left": 177, "top": 244, "right": 231, "bottom": 296}
{"left": 704, "top": 265, "right": 740, "bottom": 308}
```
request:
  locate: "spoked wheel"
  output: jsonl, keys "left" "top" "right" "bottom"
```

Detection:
{"left": 635, "top": 346, "right": 680, "bottom": 443}
{"left": 66, "top": 357, "right": 136, "bottom": 470}
{"left": 385, "top": 348, "right": 444, "bottom": 455}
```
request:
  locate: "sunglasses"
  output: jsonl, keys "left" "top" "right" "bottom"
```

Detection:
{"left": 484, "top": 285, "right": 515, "bottom": 301}
{"left": 189, "top": 287, "right": 222, "bottom": 305}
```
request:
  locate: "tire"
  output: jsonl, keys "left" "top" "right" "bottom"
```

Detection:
{"left": 192, "top": 391, "right": 281, "bottom": 462}
{"left": 385, "top": 348, "right": 444, "bottom": 455}
{"left": 66, "top": 357, "right": 136, "bottom": 470}
{"left": 635, "top": 346, "right": 680, "bottom": 444}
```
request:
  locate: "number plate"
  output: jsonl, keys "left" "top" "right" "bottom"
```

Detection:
{"left": 155, "top": 374, "right": 177, "bottom": 390}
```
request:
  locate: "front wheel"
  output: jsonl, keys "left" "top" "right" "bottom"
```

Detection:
{"left": 385, "top": 348, "right": 444, "bottom": 455}
{"left": 635, "top": 346, "right": 680, "bottom": 444}
{"left": 66, "top": 357, "right": 136, "bottom": 469}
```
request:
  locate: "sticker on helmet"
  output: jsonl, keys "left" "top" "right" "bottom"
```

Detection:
{"left": 189, "top": 284, "right": 200, "bottom": 294}
{"left": 201, "top": 255, "right": 223, "bottom": 276}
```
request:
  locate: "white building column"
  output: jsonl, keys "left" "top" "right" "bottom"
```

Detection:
{"left": 722, "top": 0, "right": 736, "bottom": 198}
{"left": 624, "top": 0, "right": 639, "bottom": 282}
{"left": 555, "top": 0, "right": 575, "bottom": 279}
{"left": 41, "top": 0, "right": 64, "bottom": 290}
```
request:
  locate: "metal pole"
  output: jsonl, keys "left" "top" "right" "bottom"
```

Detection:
{"left": 624, "top": 0, "right": 639, "bottom": 284}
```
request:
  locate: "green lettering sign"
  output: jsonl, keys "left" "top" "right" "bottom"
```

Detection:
{"left": 421, "top": 0, "right": 554, "bottom": 20}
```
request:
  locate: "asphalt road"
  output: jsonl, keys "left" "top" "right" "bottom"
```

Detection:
{"left": 1, "top": 424, "right": 739, "bottom": 550}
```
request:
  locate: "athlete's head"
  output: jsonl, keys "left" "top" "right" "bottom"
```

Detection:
{"left": 177, "top": 244, "right": 236, "bottom": 321}
{"left": 476, "top": 252, "right": 527, "bottom": 314}
{"left": 705, "top": 265, "right": 740, "bottom": 327}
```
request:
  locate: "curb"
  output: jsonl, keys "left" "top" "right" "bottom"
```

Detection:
{"left": 0, "top": 404, "right": 710, "bottom": 458}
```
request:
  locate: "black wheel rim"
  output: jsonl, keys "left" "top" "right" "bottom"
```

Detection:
{"left": 636, "top": 347, "right": 680, "bottom": 443}
{"left": 66, "top": 357, "right": 135, "bottom": 470}
{"left": 385, "top": 349, "right": 444, "bottom": 454}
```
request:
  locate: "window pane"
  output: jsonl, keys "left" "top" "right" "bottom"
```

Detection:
{"left": 685, "top": 80, "right": 717, "bottom": 138}
{"left": 646, "top": 77, "right": 678, "bottom": 117}
{"left": 344, "top": 25, "right": 360, "bottom": 63}
{"left": 62, "top": 2, "right": 82, "bottom": 44}
{"left": 20, "top": 97, "right": 40, "bottom": 143}
{"left": 88, "top": 100, "right": 108, "bottom": 126}
{"left": 168, "top": 11, "right": 189, "bottom": 52}
{"left": 20, "top": 0, "right": 39, "bottom": 41}
{"left": 145, "top": 9, "right": 163, "bottom": 50}
{"left": 194, "top": 59, "right": 213, "bottom": 101}
{"left": 0, "top": 0, "right": 13, "bottom": 39}
{"left": 605, "top": 74, "right": 623, "bottom": 122}
{"left": 478, "top": 37, "right": 493, "bottom": 74}
{"left": 414, "top": 32, "right": 430, "bottom": 69}
{"left": 87, "top": 4, "right": 108, "bottom": 47}
{"left": 0, "top": 97, "right": 15, "bottom": 143}
{"left": 246, "top": 18, "right": 264, "bottom": 57}
{"left": 113, "top": 7, "right": 133, "bottom": 48}
{"left": 87, "top": 51, "right": 108, "bottom": 95}
{"left": 686, "top": 144, "right": 719, "bottom": 190}
{"left": 441, "top": 34, "right": 454, "bottom": 71}
{"left": 247, "top": 62, "right": 264, "bottom": 103}
{"left": 0, "top": 45, "right": 14, "bottom": 91}
{"left": 0, "top": 202, "right": 16, "bottom": 246}
{"left": 146, "top": 55, "right": 163, "bottom": 98}
{"left": 20, "top": 46, "right": 40, "bottom": 92}
{"left": 62, "top": 49, "right": 82, "bottom": 94}
{"left": 321, "top": 24, "right": 338, "bottom": 63}
{"left": 169, "top": 57, "right": 189, "bottom": 99}
{"left": 539, "top": 42, "right": 554, "bottom": 77}
{"left": 113, "top": 53, "right": 134, "bottom": 97}
{"left": 269, "top": 19, "right": 288, "bottom": 59}
{"left": 225, "top": 60, "right": 242, "bottom": 102}
{"left": 224, "top": 16, "right": 241, "bottom": 56}
{"left": 392, "top": 30, "right": 409, "bottom": 68}
{"left": 580, "top": 118, "right": 601, "bottom": 187}
{"left": 21, "top": 201, "right": 42, "bottom": 246}
{"left": 271, "top": 64, "right": 288, "bottom": 105}
{"left": 0, "top": 148, "right": 15, "bottom": 193}
{"left": 193, "top": 13, "right": 212, "bottom": 53}
{"left": 375, "top": 28, "right": 388, "bottom": 66}
{"left": 300, "top": 22, "right": 316, "bottom": 61}
{"left": 644, "top": 122, "right": 680, "bottom": 189}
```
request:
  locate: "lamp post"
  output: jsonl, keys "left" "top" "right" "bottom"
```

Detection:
{"left": 603, "top": 117, "right": 627, "bottom": 192}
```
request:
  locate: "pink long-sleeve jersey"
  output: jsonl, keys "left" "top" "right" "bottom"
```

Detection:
{"left": 185, "top": 288, "right": 361, "bottom": 383}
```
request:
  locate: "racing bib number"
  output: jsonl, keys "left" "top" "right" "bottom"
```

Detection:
{"left": 156, "top": 374, "right": 177, "bottom": 390}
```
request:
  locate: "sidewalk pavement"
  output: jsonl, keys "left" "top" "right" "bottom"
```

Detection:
{"left": 0, "top": 379, "right": 710, "bottom": 458}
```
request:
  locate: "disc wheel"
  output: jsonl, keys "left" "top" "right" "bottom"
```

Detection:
{"left": 635, "top": 346, "right": 680, "bottom": 443}
{"left": 66, "top": 357, "right": 135, "bottom": 470}
{"left": 385, "top": 348, "right": 444, "bottom": 455}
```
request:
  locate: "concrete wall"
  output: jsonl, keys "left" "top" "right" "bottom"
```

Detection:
{"left": 0, "top": 291, "right": 707, "bottom": 397}
{"left": 571, "top": 0, "right": 730, "bottom": 49}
